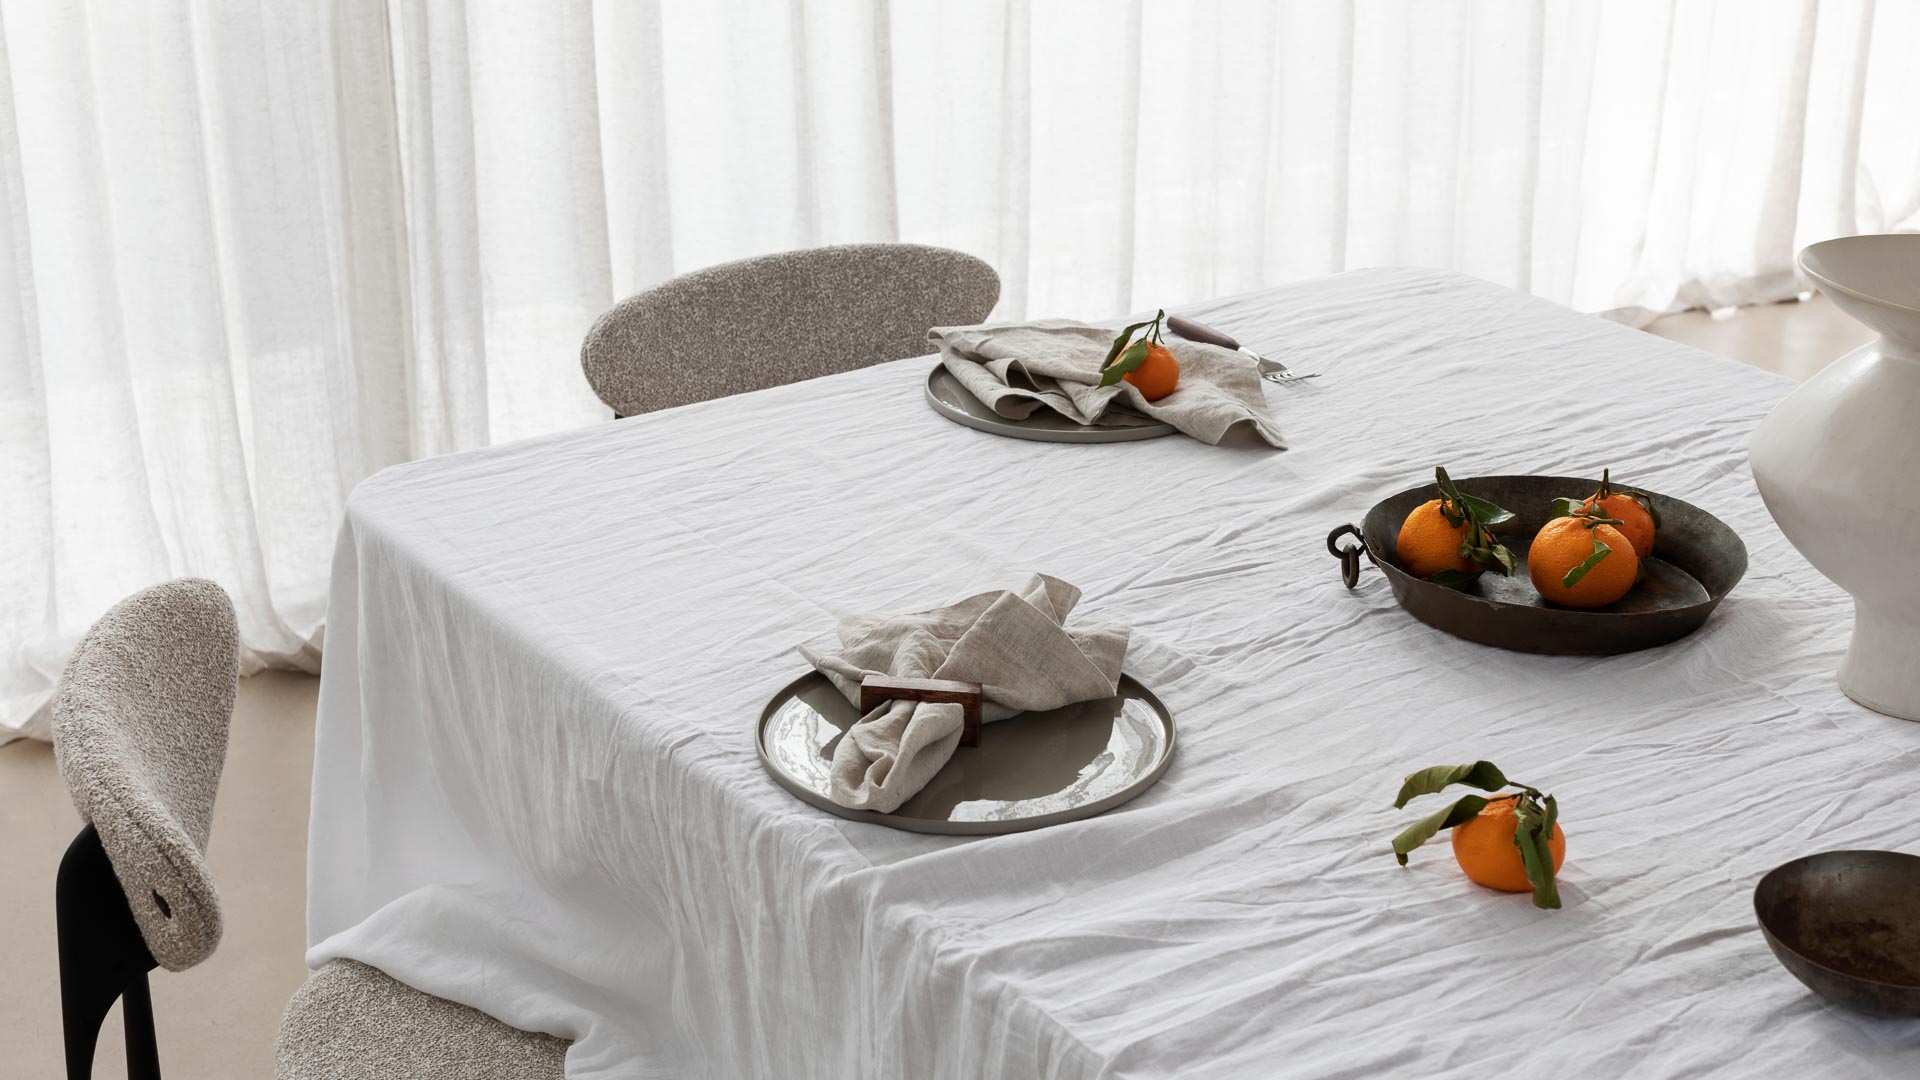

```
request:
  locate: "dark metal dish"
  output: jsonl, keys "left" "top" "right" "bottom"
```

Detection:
{"left": 1326, "top": 475, "right": 1747, "bottom": 655}
{"left": 1755, "top": 850, "right": 1920, "bottom": 1016}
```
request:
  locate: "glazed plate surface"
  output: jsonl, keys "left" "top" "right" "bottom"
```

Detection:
{"left": 924, "top": 364, "right": 1177, "bottom": 443}
{"left": 757, "top": 671, "right": 1175, "bottom": 835}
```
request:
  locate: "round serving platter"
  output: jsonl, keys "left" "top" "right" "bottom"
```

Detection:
{"left": 923, "top": 364, "right": 1177, "bottom": 443}
{"left": 1327, "top": 474, "right": 1747, "bottom": 656}
{"left": 757, "top": 671, "right": 1176, "bottom": 835}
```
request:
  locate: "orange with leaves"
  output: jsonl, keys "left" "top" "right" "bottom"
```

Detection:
{"left": 1394, "top": 468, "right": 1518, "bottom": 586}
{"left": 1099, "top": 309, "right": 1181, "bottom": 402}
{"left": 1391, "top": 760, "right": 1565, "bottom": 909}
{"left": 1451, "top": 794, "right": 1567, "bottom": 893}
{"left": 1576, "top": 469, "right": 1658, "bottom": 558}
{"left": 1529, "top": 513, "right": 1639, "bottom": 608}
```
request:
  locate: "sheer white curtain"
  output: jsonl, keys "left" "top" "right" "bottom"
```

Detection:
{"left": 2, "top": 0, "right": 1917, "bottom": 741}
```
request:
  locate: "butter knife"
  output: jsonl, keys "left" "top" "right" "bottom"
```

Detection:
{"left": 1166, "top": 315, "right": 1319, "bottom": 382}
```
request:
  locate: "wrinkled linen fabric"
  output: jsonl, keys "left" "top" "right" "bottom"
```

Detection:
{"left": 798, "top": 573, "right": 1129, "bottom": 812}
{"left": 931, "top": 320, "right": 1288, "bottom": 447}
{"left": 307, "top": 269, "right": 1920, "bottom": 1079}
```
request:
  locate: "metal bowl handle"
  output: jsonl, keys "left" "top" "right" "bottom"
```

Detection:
{"left": 1327, "top": 523, "right": 1365, "bottom": 589}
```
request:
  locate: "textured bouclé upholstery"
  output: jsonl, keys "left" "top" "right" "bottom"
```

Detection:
{"left": 581, "top": 242, "right": 1000, "bottom": 415}
{"left": 276, "top": 960, "right": 570, "bottom": 1079}
{"left": 52, "top": 578, "right": 239, "bottom": 972}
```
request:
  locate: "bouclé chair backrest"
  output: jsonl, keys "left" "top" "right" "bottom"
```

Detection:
{"left": 53, "top": 578, "right": 239, "bottom": 971}
{"left": 581, "top": 242, "right": 1001, "bottom": 416}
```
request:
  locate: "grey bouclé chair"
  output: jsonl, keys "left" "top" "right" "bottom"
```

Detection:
{"left": 53, "top": 578, "right": 239, "bottom": 1078}
{"left": 50, "top": 579, "right": 568, "bottom": 1078}
{"left": 580, "top": 241, "right": 1001, "bottom": 417}
{"left": 275, "top": 959, "right": 568, "bottom": 1079}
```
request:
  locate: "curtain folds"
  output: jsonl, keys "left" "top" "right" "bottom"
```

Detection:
{"left": 2, "top": 0, "right": 1917, "bottom": 741}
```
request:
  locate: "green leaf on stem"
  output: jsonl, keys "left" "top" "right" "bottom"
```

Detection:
{"left": 1393, "top": 794, "right": 1490, "bottom": 865}
{"left": 1487, "top": 541, "right": 1517, "bottom": 576}
{"left": 1425, "top": 569, "right": 1483, "bottom": 590}
{"left": 1099, "top": 339, "right": 1150, "bottom": 387}
{"left": 1560, "top": 539, "right": 1612, "bottom": 588}
{"left": 1393, "top": 760, "right": 1509, "bottom": 808}
{"left": 1512, "top": 793, "right": 1562, "bottom": 909}
{"left": 1430, "top": 466, "right": 1517, "bottom": 574}
{"left": 1457, "top": 494, "right": 1515, "bottom": 527}
{"left": 1434, "top": 465, "right": 1462, "bottom": 501}
{"left": 1102, "top": 319, "right": 1153, "bottom": 369}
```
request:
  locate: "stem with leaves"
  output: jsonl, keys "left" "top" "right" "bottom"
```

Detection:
{"left": 1558, "top": 468, "right": 1663, "bottom": 529}
{"left": 1425, "top": 467, "right": 1518, "bottom": 589}
{"left": 1390, "top": 760, "right": 1562, "bottom": 910}
{"left": 1545, "top": 499, "right": 1628, "bottom": 588}
{"left": 1098, "top": 309, "right": 1166, "bottom": 387}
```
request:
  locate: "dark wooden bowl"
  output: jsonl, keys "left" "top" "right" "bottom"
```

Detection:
{"left": 1326, "top": 475, "right": 1747, "bottom": 655}
{"left": 1755, "top": 850, "right": 1920, "bottom": 1016}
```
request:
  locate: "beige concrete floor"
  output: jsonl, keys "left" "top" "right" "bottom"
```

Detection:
{"left": 1641, "top": 291, "right": 1872, "bottom": 379}
{"left": 0, "top": 293, "right": 1874, "bottom": 1078}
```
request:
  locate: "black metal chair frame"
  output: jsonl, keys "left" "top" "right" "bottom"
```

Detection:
{"left": 57, "top": 822, "right": 163, "bottom": 1079}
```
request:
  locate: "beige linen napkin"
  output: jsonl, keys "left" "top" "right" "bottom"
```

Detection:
{"left": 798, "top": 574, "right": 1130, "bottom": 814}
{"left": 929, "top": 319, "right": 1287, "bottom": 448}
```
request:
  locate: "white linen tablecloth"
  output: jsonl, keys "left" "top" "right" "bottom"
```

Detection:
{"left": 307, "top": 268, "right": 1920, "bottom": 1079}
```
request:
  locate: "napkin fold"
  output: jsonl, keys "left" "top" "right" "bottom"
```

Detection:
{"left": 799, "top": 574, "right": 1130, "bottom": 814}
{"left": 930, "top": 319, "right": 1287, "bottom": 448}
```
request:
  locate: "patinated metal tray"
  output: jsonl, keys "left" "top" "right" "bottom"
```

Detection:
{"left": 757, "top": 671, "right": 1175, "bottom": 835}
{"left": 1755, "top": 850, "right": 1920, "bottom": 1016}
{"left": 1326, "top": 475, "right": 1746, "bottom": 655}
{"left": 923, "top": 364, "right": 1177, "bottom": 443}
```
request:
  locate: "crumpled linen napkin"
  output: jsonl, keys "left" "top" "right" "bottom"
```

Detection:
{"left": 929, "top": 319, "right": 1287, "bottom": 448}
{"left": 798, "top": 574, "right": 1130, "bottom": 814}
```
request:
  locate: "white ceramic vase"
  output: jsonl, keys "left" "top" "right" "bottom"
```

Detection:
{"left": 1751, "top": 234, "right": 1920, "bottom": 721}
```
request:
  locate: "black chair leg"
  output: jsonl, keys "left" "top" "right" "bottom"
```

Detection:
{"left": 57, "top": 823, "right": 162, "bottom": 1080}
{"left": 121, "top": 972, "right": 162, "bottom": 1079}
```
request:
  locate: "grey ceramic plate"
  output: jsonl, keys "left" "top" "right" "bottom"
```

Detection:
{"left": 757, "top": 671, "right": 1177, "bottom": 835}
{"left": 923, "top": 364, "right": 1177, "bottom": 443}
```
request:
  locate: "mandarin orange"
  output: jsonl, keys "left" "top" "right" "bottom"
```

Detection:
{"left": 1123, "top": 342, "right": 1180, "bottom": 401}
{"left": 1450, "top": 794, "right": 1566, "bottom": 893}
{"left": 1395, "top": 499, "right": 1482, "bottom": 578}
{"left": 1527, "top": 516, "right": 1638, "bottom": 608}
{"left": 1581, "top": 492, "right": 1655, "bottom": 558}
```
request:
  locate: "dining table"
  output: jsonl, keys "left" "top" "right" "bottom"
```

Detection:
{"left": 305, "top": 267, "right": 1920, "bottom": 1078}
